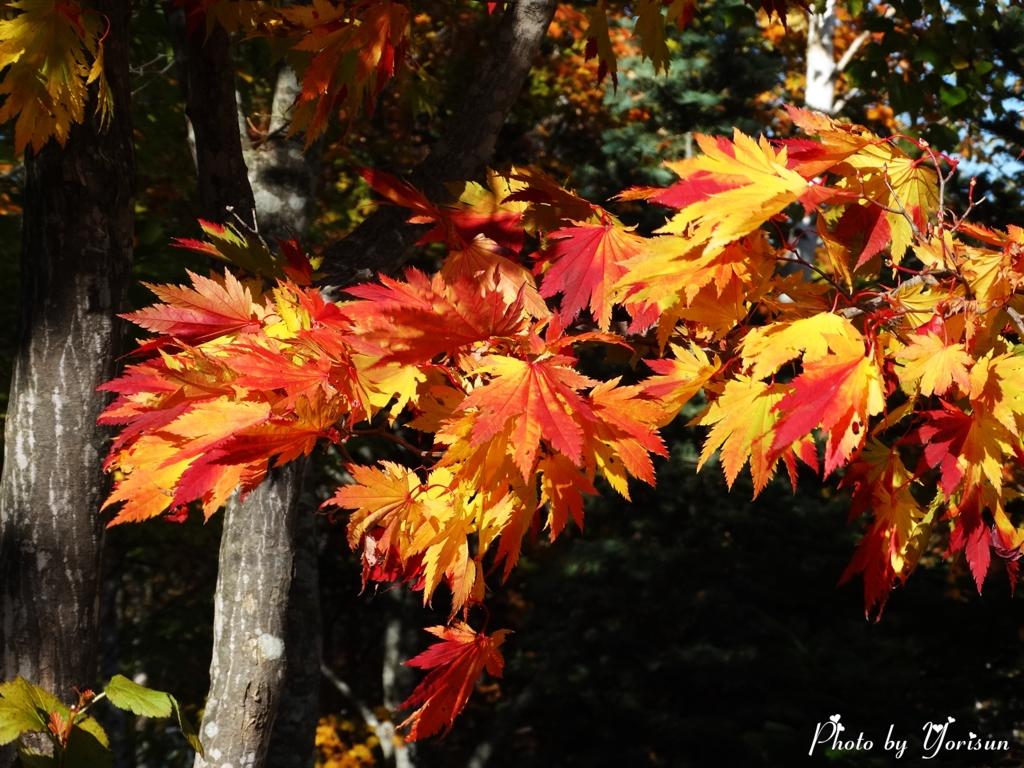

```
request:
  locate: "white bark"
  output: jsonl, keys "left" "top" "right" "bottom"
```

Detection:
{"left": 805, "top": 0, "right": 838, "bottom": 114}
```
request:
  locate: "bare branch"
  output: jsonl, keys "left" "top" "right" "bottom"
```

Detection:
{"left": 835, "top": 30, "right": 871, "bottom": 74}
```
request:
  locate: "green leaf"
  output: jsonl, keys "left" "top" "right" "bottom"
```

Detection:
{"left": 0, "top": 700, "right": 44, "bottom": 745}
{"left": 939, "top": 84, "right": 968, "bottom": 106}
{"left": 72, "top": 716, "right": 109, "bottom": 749}
{"left": 170, "top": 697, "right": 204, "bottom": 758}
{"left": 103, "top": 676, "right": 172, "bottom": 718}
{"left": 0, "top": 677, "right": 67, "bottom": 733}
{"left": 13, "top": 745, "right": 58, "bottom": 768}
{"left": 63, "top": 725, "right": 112, "bottom": 768}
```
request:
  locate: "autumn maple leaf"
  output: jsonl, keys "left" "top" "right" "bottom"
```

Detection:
{"left": 839, "top": 440, "right": 929, "bottom": 616}
{"left": 0, "top": 0, "right": 111, "bottom": 153}
{"left": 538, "top": 224, "right": 645, "bottom": 330}
{"left": 642, "top": 343, "right": 720, "bottom": 419}
{"left": 398, "top": 623, "right": 511, "bottom": 740}
{"left": 697, "top": 376, "right": 794, "bottom": 496}
{"left": 648, "top": 131, "right": 812, "bottom": 252}
{"left": 896, "top": 324, "right": 973, "bottom": 397}
{"left": 458, "top": 354, "right": 596, "bottom": 478}
{"left": 283, "top": 0, "right": 410, "bottom": 143}
{"left": 771, "top": 334, "right": 885, "bottom": 476}
{"left": 125, "top": 270, "right": 264, "bottom": 343}
{"left": 343, "top": 269, "right": 529, "bottom": 365}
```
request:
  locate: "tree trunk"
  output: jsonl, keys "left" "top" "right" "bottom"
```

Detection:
{"left": 0, "top": 0, "right": 136, "bottom": 759}
{"left": 246, "top": 65, "right": 322, "bottom": 242}
{"left": 265, "top": 470, "right": 322, "bottom": 768}
{"left": 195, "top": 460, "right": 306, "bottom": 768}
{"left": 805, "top": 0, "right": 837, "bottom": 115}
{"left": 191, "top": 4, "right": 558, "bottom": 766}
{"left": 185, "top": 23, "right": 258, "bottom": 228}
{"left": 179, "top": 29, "right": 329, "bottom": 768}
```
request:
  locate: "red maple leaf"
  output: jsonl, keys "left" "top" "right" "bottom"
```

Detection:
{"left": 538, "top": 224, "right": 643, "bottom": 330}
{"left": 911, "top": 404, "right": 971, "bottom": 498}
{"left": 343, "top": 269, "right": 528, "bottom": 365}
{"left": 398, "top": 622, "right": 511, "bottom": 740}
{"left": 833, "top": 202, "right": 892, "bottom": 269}
{"left": 124, "top": 270, "right": 262, "bottom": 342}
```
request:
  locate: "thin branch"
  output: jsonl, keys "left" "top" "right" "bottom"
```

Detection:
{"left": 1004, "top": 305, "right": 1024, "bottom": 340}
{"left": 774, "top": 254, "right": 850, "bottom": 300}
{"left": 320, "top": 662, "right": 383, "bottom": 731}
{"left": 840, "top": 273, "right": 940, "bottom": 320}
{"left": 131, "top": 55, "right": 176, "bottom": 96}
{"left": 321, "top": 662, "right": 401, "bottom": 762}
{"left": 835, "top": 30, "right": 871, "bottom": 74}
{"left": 349, "top": 427, "right": 443, "bottom": 460}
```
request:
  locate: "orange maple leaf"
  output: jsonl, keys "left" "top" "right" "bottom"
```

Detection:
{"left": 284, "top": 0, "right": 410, "bottom": 143}
{"left": 896, "top": 325, "right": 972, "bottom": 397}
{"left": 125, "top": 270, "right": 264, "bottom": 343}
{"left": 343, "top": 269, "right": 529, "bottom": 365}
{"left": 697, "top": 376, "right": 793, "bottom": 496}
{"left": 458, "top": 354, "right": 596, "bottom": 478}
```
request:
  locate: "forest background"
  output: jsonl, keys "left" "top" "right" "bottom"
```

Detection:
{"left": 2, "top": 0, "right": 1024, "bottom": 766}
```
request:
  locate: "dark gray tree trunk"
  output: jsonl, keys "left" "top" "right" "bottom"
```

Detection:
{"left": 195, "top": 460, "right": 306, "bottom": 768}
{"left": 0, "top": 0, "right": 136, "bottom": 760}
{"left": 185, "top": 24, "right": 258, "bottom": 228}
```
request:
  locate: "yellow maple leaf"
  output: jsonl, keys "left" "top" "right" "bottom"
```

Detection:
{"left": 657, "top": 131, "right": 810, "bottom": 252}
{"left": 696, "top": 376, "right": 792, "bottom": 495}
{"left": 642, "top": 343, "right": 721, "bottom": 420}
{"left": 740, "top": 313, "right": 860, "bottom": 380}
{"left": 896, "top": 330, "right": 972, "bottom": 397}
{"left": 0, "top": 0, "right": 110, "bottom": 153}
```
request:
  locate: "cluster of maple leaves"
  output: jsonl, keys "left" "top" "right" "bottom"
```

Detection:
{"left": 0, "top": 0, "right": 813, "bottom": 153}
{"left": 0, "top": 0, "right": 409, "bottom": 152}
{"left": 98, "top": 106, "right": 1024, "bottom": 737}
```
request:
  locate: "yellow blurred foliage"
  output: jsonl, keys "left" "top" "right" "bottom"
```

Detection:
{"left": 315, "top": 715, "right": 379, "bottom": 768}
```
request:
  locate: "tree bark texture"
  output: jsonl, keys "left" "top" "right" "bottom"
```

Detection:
{"left": 185, "top": 24, "right": 257, "bottom": 227}
{"left": 0, "top": 0, "right": 136, "bottom": 756}
{"left": 194, "top": 460, "right": 305, "bottom": 768}
{"left": 0, "top": 0, "right": 136, "bottom": 685}
{"left": 319, "top": 0, "right": 558, "bottom": 287}
{"left": 245, "top": 65, "right": 322, "bottom": 243}
{"left": 250, "top": 66, "right": 326, "bottom": 768}
{"left": 264, "top": 498, "right": 321, "bottom": 768}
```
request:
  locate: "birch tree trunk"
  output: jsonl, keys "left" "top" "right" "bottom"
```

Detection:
{"left": 0, "top": 0, "right": 136, "bottom": 760}
{"left": 196, "top": 461, "right": 306, "bottom": 768}
{"left": 805, "top": 0, "right": 837, "bottom": 115}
